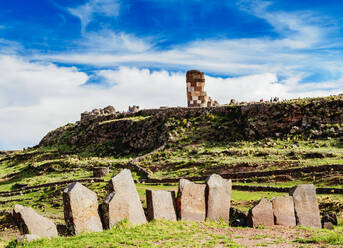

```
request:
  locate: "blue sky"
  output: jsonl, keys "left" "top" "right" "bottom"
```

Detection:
{"left": 0, "top": 0, "right": 343, "bottom": 149}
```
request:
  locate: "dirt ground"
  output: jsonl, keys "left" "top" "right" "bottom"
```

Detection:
{"left": 229, "top": 225, "right": 340, "bottom": 248}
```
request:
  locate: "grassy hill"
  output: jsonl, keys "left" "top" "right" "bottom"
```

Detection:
{"left": 1, "top": 95, "right": 343, "bottom": 247}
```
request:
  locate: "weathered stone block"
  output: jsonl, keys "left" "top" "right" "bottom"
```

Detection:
{"left": 102, "top": 169, "right": 147, "bottom": 228}
{"left": 12, "top": 204, "right": 58, "bottom": 238}
{"left": 289, "top": 184, "right": 321, "bottom": 228}
{"left": 146, "top": 190, "right": 177, "bottom": 221}
{"left": 248, "top": 198, "right": 274, "bottom": 227}
{"left": 93, "top": 167, "right": 109, "bottom": 178}
{"left": 176, "top": 179, "right": 206, "bottom": 221}
{"left": 63, "top": 182, "right": 103, "bottom": 234}
{"left": 272, "top": 196, "right": 296, "bottom": 227}
{"left": 206, "top": 174, "right": 232, "bottom": 223}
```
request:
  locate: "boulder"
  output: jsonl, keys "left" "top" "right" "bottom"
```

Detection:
{"left": 63, "top": 182, "right": 103, "bottom": 234}
{"left": 205, "top": 174, "right": 232, "bottom": 223}
{"left": 16, "top": 234, "right": 41, "bottom": 243}
{"left": 247, "top": 198, "right": 274, "bottom": 227}
{"left": 289, "top": 184, "right": 321, "bottom": 228}
{"left": 323, "top": 222, "right": 334, "bottom": 230}
{"left": 322, "top": 213, "right": 338, "bottom": 226}
{"left": 272, "top": 196, "right": 296, "bottom": 227}
{"left": 176, "top": 179, "right": 206, "bottom": 221}
{"left": 102, "top": 169, "right": 147, "bottom": 228}
{"left": 146, "top": 190, "right": 177, "bottom": 221}
{"left": 12, "top": 205, "right": 58, "bottom": 238}
{"left": 93, "top": 167, "right": 110, "bottom": 178}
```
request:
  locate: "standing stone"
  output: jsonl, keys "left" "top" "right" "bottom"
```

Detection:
{"left": 12, "top": 205, "right": 58, "bottom": 238}
{"left": 247, "top": 198, "right": 274, "bottom": 227}
{"left": 63, "top": 182, "right": 103, "bottom": 234}
{"left": 206, "top": 174, "right": 232, "bottom": 223}
{"left": 146, "top": 190, "right": 177, "bottom": 221}
{"left": 289, "top": 184, "right": 321, "bottom": 228}
{"left": 176, "top": 179, "right": 206, "bottom": 221}
{"left": 102, "top": 169, "right": 147, "bottom": 228}
{"left": 272, "top": 196, "right": 296, "bottom": 227}
{"left": 93, "top": 167, "right": 110, "bottom": 178}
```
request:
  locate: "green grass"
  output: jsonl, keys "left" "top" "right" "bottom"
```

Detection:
{"left": 294, "top": 225, "right": 343, "bottom": 245}
{"left": 7, "top": 220, "right": 242, "bottom": 248}
{"left": 98, "top": 116, "right": 151, "bottom": 125}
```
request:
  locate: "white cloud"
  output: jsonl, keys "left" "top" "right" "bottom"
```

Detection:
{"left": 80, "top": 29, "right": 152, "bottom": 53}
{"left": 39, "top": 1, "right": 343, "bottom": 84}
{"left": 0, "top": 57, "right": 185, "bottom": 149}
{"left": 68, "top": 0, "right": 120, "bottom": 33}
{"left": 2, "top": 0, "right": 343, "bottom": 149}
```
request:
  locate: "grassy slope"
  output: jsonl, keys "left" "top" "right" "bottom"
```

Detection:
{"left": 1, "top": 96, "right": 343, "bottom": 247}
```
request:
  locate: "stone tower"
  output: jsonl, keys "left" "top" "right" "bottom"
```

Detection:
{"left": 186, "top": 70, "right": 219, "bottom": 107}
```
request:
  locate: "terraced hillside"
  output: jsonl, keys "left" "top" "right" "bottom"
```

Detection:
{"left": 1, "top": 95, "right": 343, "bottom": 247}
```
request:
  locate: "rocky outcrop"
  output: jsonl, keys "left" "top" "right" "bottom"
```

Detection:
{"left": 102, "top": 169, "right": 147, "bottom": 228}
{"left": 289, "top": 184, "right": 321, "bottom": 228}
{"left": 146, "top": 190, "right": 177, "bottom": 221}
{"left": 247, "top": 198, "right": 274, "bottom": 227}
{"left": 63, "top": 182, "right": 103, "bottom": 234}
{"left": 206, "top": 174, "right": 232, "bottom": 223}
{"left": 81, "top": 106, "right": 116, "bottom": 124}
{"left": 176, "top": 179, "right": 206, "bottom": 221}
{"left": 272, "top": 196, "right": 296, "bottom": 227}
{"left": 12, "top": 204, "right": 58, "bottom": 238}
{"left": 39, "top": 95, "right": 343, "bottom": 155}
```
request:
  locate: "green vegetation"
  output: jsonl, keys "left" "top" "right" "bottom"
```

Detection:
{"left": 294, "top": 225, "right": 343, "bottom": 245}
{"left": 6, "top": 220, "right": 241, "bottom": 248}
{"left": 1, "top": 95, "right": 343, "bottom": 247}
{"left": 98, "top": 115, "right": 151, "bottom": 125}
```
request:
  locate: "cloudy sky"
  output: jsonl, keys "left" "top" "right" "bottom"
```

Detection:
{"left": 0, "top": 0, "right": 343, "bottom": 149}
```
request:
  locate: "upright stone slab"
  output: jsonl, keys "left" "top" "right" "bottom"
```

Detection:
{"left": 247, "top": 198, "right": 274, "bottom": 227}
{"left": 176, "top": 179, "right": 206, "bottom": 221}
{"left": 206, "top": 174, "right": 232, "bottom": 223}
{"left": 272, "top": 196, "right": 296, "bottom": 227}
{"left": 12, "top": 205, "right": 58, "bottom": 238}
{"left": 63, "top": 182, "right": 103, "bottom": 234}
{"left": 146, "top": 190, "right": 177, "bottom": 221}
{"left": 102, "top": 169, "right": 147, "bottom": 228}
{"left": 289, "top": 184, "right": 321, "bottom": 228}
